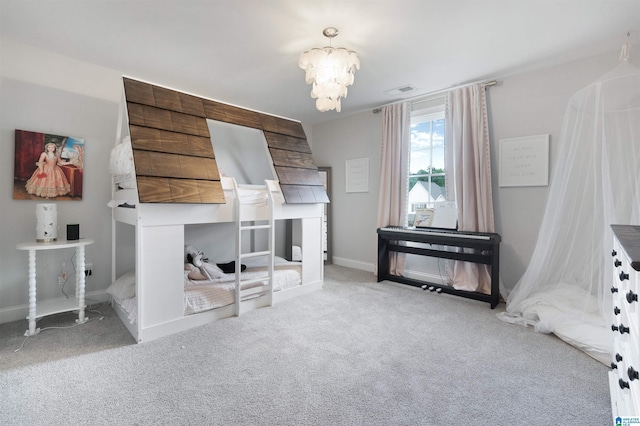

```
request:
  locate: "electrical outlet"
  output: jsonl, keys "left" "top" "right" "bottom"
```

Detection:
{"left": 85, "top": 263, "right": 93, "bottom": 277}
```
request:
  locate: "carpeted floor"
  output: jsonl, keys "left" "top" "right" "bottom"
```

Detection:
{"left": 0, "top": 265, "right": 611, "bottom": 425}
{"left": 0, "top": 301, "right": 134, "bottom": 371}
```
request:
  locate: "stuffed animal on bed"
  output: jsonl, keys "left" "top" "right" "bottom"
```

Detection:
{"left": 184, "top": 245, "right": 211, "bottom": 280}
{"left": 187, "top": 251, "right": 207, "bottom": 267}
{"left": 183, "top": 245, "right": 242, "bottom": 280}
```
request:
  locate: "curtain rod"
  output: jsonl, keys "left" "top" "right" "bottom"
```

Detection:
{"left": 372, "top": 79, "right": 497, "bottom": 113}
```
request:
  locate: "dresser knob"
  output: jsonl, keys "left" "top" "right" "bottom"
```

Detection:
{"left": 619, "top": 378, "right": 630, "bottom": 389}
{"left": 619, "top": 271, "right": 629, "bottom": 281}
{"left": 614, "top": 259, "right": 622, "bottom": 267}
{"left": 618, "top": 324, "right": 630, "bottom": 335}
{"left": 611, "top": 286, "right": 619, "bottom": 293}
{"left": 611, "top": 362, "right": 618, "bottom": 369}
{"left": 614, "top": 306, "right": 621, "bottom": 315}
{"left": 616, "top": 353, "right": 623, "bottom": 362}
{"left": 612, "top": 250, "right": 617, "bottom": 257}
{"left": 628, "top": 367, "right": 639, "bottom": 381}
{"left": 627, "top": 291, "right": 638, "bottom": 304}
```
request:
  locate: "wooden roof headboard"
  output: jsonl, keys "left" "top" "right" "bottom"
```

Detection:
{"left": 122, "top": 77, "right": 329, "bottom": 204}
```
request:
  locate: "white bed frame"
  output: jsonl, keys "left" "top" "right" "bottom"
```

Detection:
{"left": 110, "top": 177, "right": 324, "bottom": 343}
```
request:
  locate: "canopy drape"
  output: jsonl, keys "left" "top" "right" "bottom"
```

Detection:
{"left": 499, "top": 61, "right": 640, "bottom": 364}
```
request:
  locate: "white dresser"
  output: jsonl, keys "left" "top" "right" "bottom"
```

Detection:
{"left": 610, "top": 225, "right": 640, "bottom": 423}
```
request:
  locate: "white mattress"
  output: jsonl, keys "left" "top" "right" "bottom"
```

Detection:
{"left": 184, "top": 266, "right": 301, "bottom": 315}
{"left": 113, "top": 262, "right": 302, "bottom": 324}
{"left": 112, "top": 295, "right": 138, "bottom": 325}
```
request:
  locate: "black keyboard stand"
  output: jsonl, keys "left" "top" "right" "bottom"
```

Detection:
{"left": 377, "top": 227, "right": 501, "bottom": 309}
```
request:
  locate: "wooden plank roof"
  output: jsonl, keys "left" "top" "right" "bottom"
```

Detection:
{"left": 122, "top": 77, "right": 328, "bottom": 204}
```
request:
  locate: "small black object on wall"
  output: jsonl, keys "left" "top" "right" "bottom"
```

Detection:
{"left": 67, "top": 224, "right": 79, "bottom": 240}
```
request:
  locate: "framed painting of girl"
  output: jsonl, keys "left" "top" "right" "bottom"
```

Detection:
{"left": 13, "top": 129, "right": 85, "bottom": 200}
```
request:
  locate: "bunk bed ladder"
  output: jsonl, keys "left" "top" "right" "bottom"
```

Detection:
{"left": 233, "top": 179, "right": 275, "bottom": 316}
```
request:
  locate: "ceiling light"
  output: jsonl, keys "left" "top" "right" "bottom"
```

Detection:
{"left": 298, "top": 27, "right": 360, "bottom": 112}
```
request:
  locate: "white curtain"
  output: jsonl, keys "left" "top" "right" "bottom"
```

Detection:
{"left": 377, "top": 102, "right": 410, "bottom": 275}
{"left": 445, "top": 83, "right": 495, "bottom": 294}
{"left": 498, "top": 61, "right": 640, "bottom": 365}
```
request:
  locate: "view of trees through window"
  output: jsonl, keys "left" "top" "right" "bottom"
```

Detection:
{"left": 408, "top": 111, "right": 446, "bottom": 217}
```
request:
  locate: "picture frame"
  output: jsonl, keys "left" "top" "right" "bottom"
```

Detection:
{"left": 499, "top": 134, "right": 549, "bottom": 187}
{"left": 413, "top": 208, "right": 435, "bottom": 228}
{"left": 345, "top": 157, "right": 369, "bottom": 193}
{"left": 318, "top": 167, "right": 331, "bottom": 264}
{"left": 13, "top": 129, "right": 85, "bottom": 200}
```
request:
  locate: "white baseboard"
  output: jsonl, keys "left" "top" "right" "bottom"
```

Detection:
{"left": 402, "top": 269, "right": 447, "bottom": 286}
{"left": 332, "top": 257, "right": 375, "bottom": 273}
{"left": 0, "top": 290, "right": 111, "bottom": 325}
{"left": 330, "top": 257, "right": 447, "bottom": 287}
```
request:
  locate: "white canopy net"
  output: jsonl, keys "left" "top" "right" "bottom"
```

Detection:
{"left": 498, "top": 56, "right": 640, "bottom": 365}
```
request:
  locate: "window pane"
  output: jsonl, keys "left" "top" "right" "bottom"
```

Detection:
{"left": 432, "top": 119, "right": 445, "bottom": 170}
{"left": 432, "top": 145, "right": 444, "bottom": 171}
{"left": 410, "top": 121, "right": 432, "bottom": 175}
{"left": 408, "top": 114, "right": 446, "bottom": 209}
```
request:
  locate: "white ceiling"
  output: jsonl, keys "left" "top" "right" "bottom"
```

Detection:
{"left": 1, "top": 0, "right": 639, "bottom": 125}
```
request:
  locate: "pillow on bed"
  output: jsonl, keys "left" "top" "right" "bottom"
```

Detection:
{"left": 184, "top": 263, "right": 210, "bottom": 280}
{"left": 109, "top": 137, "right": 137, "bottom": 189}
{"left": 114, "top": 173, "right": 137, "bottom": 190}
{"left": 109, "top": 136, "right": 134, "bottom": 175}
{"left": 106, "top": 271, "right": 136, "bottom": 299}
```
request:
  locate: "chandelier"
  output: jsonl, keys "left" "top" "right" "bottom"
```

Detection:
{"left": 298, "top": 27, "right": 360, "bottom": 112}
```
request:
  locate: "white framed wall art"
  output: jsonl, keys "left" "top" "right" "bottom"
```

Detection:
{"left": 345, "top": 157, "right": 369, "bottom": 193}
{"left": 499, "top": 134, "right": 549, "bottom": 187}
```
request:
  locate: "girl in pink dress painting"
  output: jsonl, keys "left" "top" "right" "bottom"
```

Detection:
{"left": 25, "top": 142, "right": 71, "bottom": 198}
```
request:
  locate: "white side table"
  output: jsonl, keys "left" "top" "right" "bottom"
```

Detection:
{"left": 16, "top": 238, "right": 94, "bottom": 336}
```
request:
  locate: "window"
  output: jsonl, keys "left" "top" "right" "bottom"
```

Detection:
{"left": 407, "top": 102, "right": 446, "bottom": 225}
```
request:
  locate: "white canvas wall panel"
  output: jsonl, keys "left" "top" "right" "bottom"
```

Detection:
{"left": 301, "top": 216, "right": 323, "bottom": 285}
{"left": 137, "top": 225, "right": 184, "bottom": 329}
{"left": 137, "top": 203, "right": 234, "bottom": 226}
{"left": 274, "top": 203, "right": 323, "bottom": 220}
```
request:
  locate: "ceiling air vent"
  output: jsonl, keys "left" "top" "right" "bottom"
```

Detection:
{"left": 385, "top": 85, "right": 417, "bottom": 96}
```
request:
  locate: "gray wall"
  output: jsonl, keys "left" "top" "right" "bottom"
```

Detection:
{"left": 0, "top": 38, "right": 125, "bottom": 324}
{"left": 1, "top": 37, "right": 636, "bottom": 324}
{"left": 310, "top": 111, "right": 383, "bottom": 271}
{"left": 488, "top": 52, "right": 622, "bottom": 289}
{"left": 309, "top": 50, "right": 636, "bottom": 293}
{"left": 0, "top": 78, "right": 119, "bottom": 321}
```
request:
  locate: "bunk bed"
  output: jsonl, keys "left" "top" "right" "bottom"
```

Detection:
{"left": 110, "top": 175, "right": 322, "bottom": 341}
{"left": 110, "top": 77, "right": 328, "bottom": 343}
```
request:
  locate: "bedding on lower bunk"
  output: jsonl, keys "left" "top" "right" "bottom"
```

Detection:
{"left": 108, "top": 257, "right": 301, "bottom": 324}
